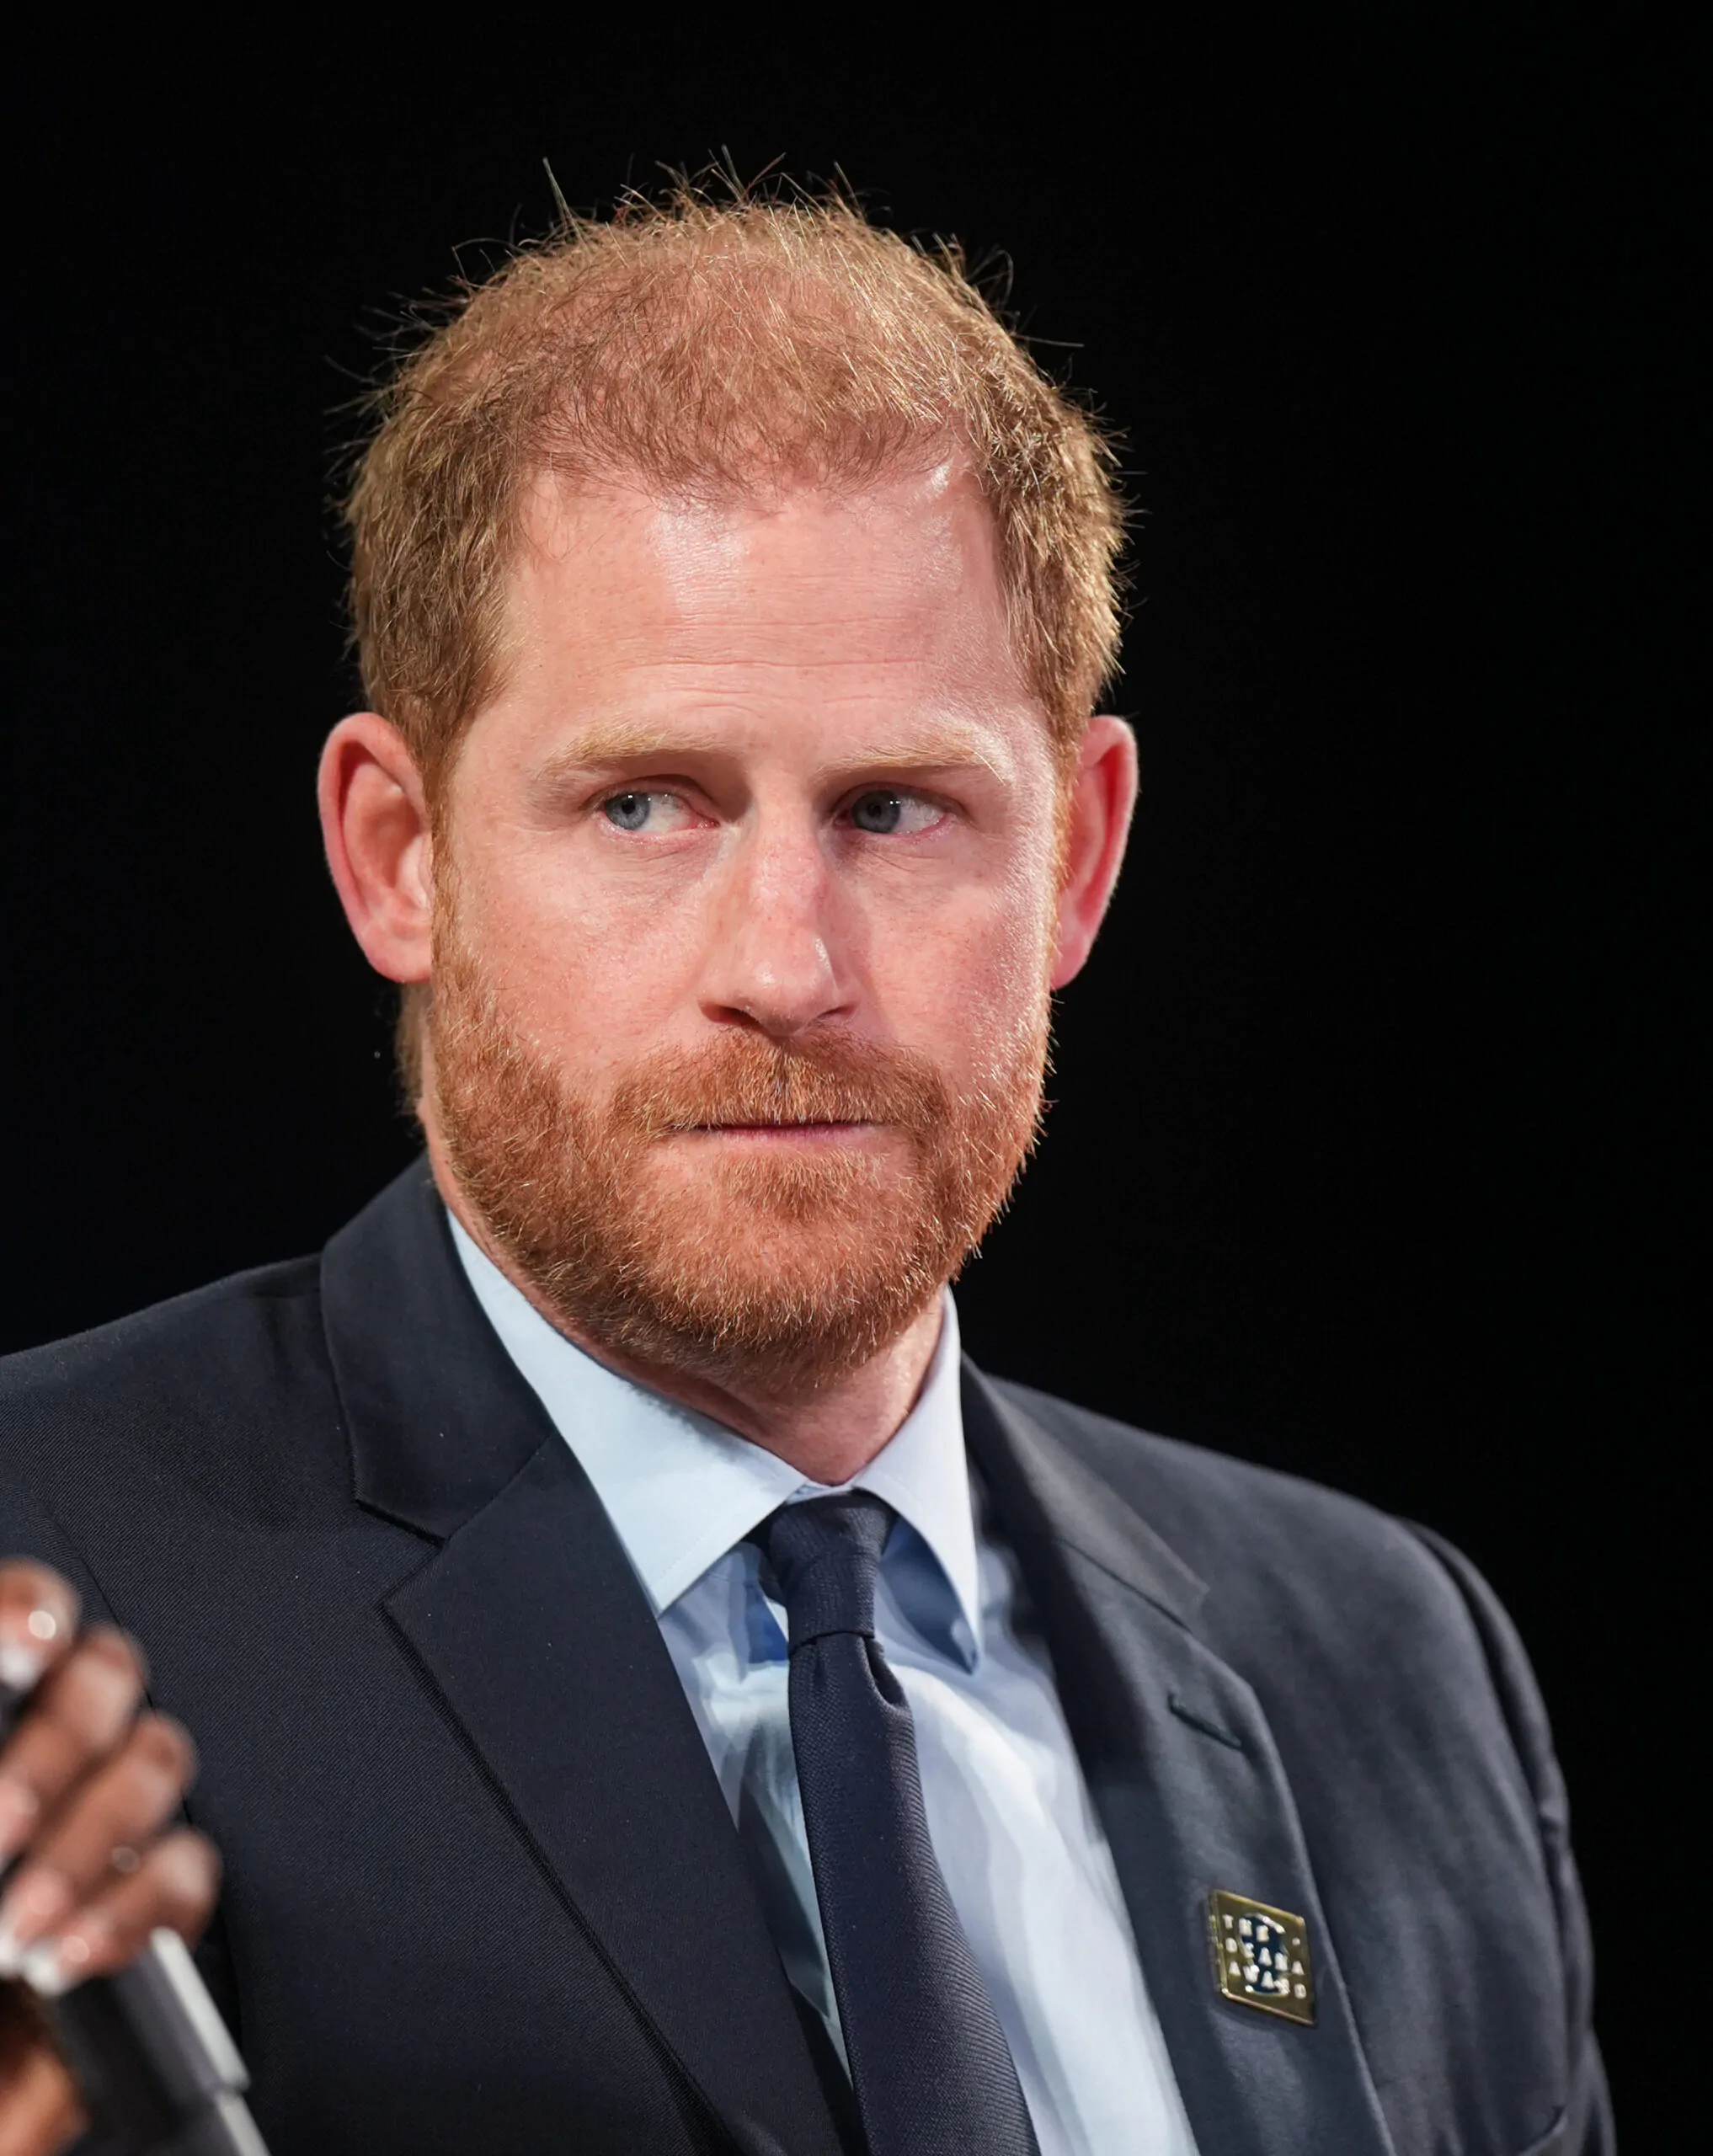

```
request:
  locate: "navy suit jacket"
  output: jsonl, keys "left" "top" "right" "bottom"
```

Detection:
{"left": 0, "top": 1164, "right": 1608, "bottom": 2154}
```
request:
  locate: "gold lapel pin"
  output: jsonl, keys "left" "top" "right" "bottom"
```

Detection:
{"left": 1208, "top": 1890, "right": 1315, "bottom": 2025}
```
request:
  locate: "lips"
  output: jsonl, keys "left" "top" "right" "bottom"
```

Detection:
{"left": 676, "top": 1118, "right": 879, "bottom": 1140}
{"left": 688, "top": 1119, "right": 871, "bottom": 1131}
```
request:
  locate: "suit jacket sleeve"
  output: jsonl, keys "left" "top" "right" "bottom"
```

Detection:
{"left": 1409, "top": 1525, "right": 1614, "bottom": 2154}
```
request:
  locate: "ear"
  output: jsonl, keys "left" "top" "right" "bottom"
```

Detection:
{"left": 1050, "top": 716, "right": 1139, "bottom": 990}
{"left": 318, "top": 712, "right": 434, "bottom": 985}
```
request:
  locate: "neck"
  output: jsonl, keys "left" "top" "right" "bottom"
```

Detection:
{"left": 426, "top": 1139, "right": 946, "bottom": 1486}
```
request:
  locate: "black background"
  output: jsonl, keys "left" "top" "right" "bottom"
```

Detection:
{"left": 3, "top": 17, "right": 1699, "bottom": 2125}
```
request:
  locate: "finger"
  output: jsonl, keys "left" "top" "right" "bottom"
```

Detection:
{"left": 0, "top": 1564, "right": 81, "bottom": 1701}
{"left": 0, "top": 1713, "right": 195, "bottom": 1963}
{"left": 0, "top": 1570, "right": 83, "bottom": 1872}
{"left": 19, "top": 1829, "right": 220, "bottom": 1993}
{"left": 0, "top": 1628, "right": 146, "bottom": 1874}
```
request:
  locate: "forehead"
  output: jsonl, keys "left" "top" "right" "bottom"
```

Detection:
{"left": 500, "top": 465, "right": 1031, "bottom": 717}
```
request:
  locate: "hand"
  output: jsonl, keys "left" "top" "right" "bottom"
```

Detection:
{"left": 0, "top": 1560, "right": 220, "bottom": 2156}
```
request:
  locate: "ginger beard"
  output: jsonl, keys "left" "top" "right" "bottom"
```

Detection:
{"left": 430, "top": 915, "right": 1052, "bottom": 1397}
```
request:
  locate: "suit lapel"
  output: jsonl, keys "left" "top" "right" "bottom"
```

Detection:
{"left": 321, "top": 1165, "right": 1392, "bottom": 2153}
{"left": 963, "top": 1366, "right": 1397, "bottom": 2156}
{"left": 322, "top": 1166, "right": 843, "bottom": 2156}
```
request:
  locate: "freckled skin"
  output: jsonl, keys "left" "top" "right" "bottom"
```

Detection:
{"left": 320, "top": 467, "right": 1137, "bottom": 1480}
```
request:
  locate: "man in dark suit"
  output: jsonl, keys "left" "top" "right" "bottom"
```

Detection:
{"left": 1, "top": 189, "right": 1607, "bottom": 2153}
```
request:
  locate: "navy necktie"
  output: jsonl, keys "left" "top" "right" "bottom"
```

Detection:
{"left": 757, "top": 1491, "right": 1040, "bottom": 2156}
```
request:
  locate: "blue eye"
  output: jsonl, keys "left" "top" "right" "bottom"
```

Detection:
{"left": 603, "top": 792, "right": 653, "bottom": 831}
{"left": 850, "top": 791, "right": 905, "bottom": 835}
{"left": 848, "top": 790, "right": 942, "bottom": 837}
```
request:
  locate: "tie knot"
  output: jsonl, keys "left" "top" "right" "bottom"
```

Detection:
{"left": 757, "top": 1491, "right": 895, "bottom": 1648}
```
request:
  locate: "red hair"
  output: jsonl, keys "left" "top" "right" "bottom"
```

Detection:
{"left": 346, "top": 184, "right": 1126, "bottom": 798}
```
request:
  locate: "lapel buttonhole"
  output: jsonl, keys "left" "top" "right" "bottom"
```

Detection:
{"left": 1168, "top": 1691, "right": 1246, "bottom": 1751}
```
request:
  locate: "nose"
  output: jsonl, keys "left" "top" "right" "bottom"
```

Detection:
{"left": 698, "top": 814, "right": 853, "bottom": 1039}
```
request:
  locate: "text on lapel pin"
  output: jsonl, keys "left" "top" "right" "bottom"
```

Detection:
{"left": 1208, "top": 1889, "right": 1316, "bottom": 2025}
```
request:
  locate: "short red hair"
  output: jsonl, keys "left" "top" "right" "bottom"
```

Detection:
{"left": 345, "top": 184, "right": 1126, "bottom": 800}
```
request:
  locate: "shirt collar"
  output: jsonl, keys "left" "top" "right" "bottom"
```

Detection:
{"left": 446, "top": 1214, "right": 983, "bottom": 1653}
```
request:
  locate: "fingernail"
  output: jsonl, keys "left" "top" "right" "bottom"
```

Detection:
{"left": 19, "top": 1906, "right": 115, "bottom": 1996}
{"left": 20, "top": 1939, "right": 75, "bottom": 1997}
{"left": 0, "top": 1641, "right": 45, "bottom": 1692}
{"left": 0, "top": 1774, "right": 40, "bottom": 1863}
{"left": 41, "top": 1912, "right": 114, "bottom": 1990}
{"left": 0, "top": 1866, "right": 73, "bottom": 1965}
{"left": 0, "top": 1609, "right": 60, "bottom": 1681}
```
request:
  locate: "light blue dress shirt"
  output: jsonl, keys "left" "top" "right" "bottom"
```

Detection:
{"left": 451, "top": 1216, "right": 1199, "bottom": 2156}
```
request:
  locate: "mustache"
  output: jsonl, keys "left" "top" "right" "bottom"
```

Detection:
{"left": 611, "top": 1032, "right": 950, "bottom": 1139}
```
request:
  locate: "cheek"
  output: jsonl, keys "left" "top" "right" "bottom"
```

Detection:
{"left": 444, "top": 842, "right": 707, "bottom": 1059}
{"left": 875, "top": 873, "right": 1055, "bottom": 1078}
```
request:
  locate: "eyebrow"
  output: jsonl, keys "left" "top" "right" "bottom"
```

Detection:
{"left": 532, "top": 719, "right": 1007, "bottom": 785}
